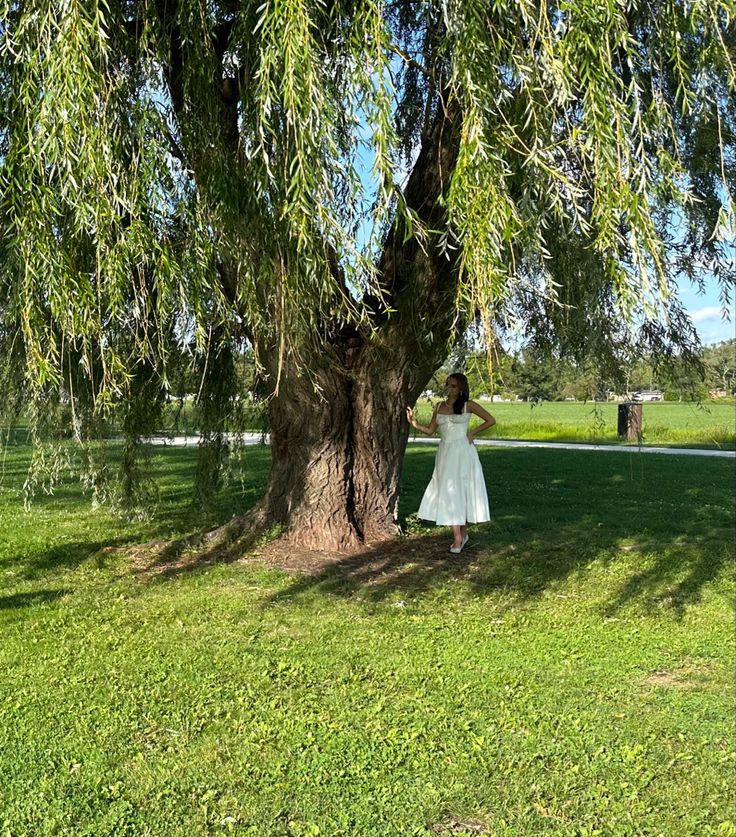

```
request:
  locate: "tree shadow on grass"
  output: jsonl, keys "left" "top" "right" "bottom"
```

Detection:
{"left": 2, "top": 444, "right": 271, "bottom": 581}
{"left": 5, "top": 446, "right": 734, "bottom": 616}
{"left": 600, "top": 529, "right": 735, "bottom": 616}
{"left": 0, "top": 588, "right": 71, "bottom": 610}
{"left": 256, "top": 519, "right": 731, "bottom": 618}
{"left": 256, "top": 448, "right": 734, "bottom": 617}
{"left": 8, "top": 539, "right": 128, "bottom": 581}
{"left": 132, "top": 481, "right": 732, "bottom": 619}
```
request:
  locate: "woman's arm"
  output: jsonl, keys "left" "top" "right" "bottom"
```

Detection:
{"left": 466, "top": 400, "right": 496, "bottom": 443}
{"left": 406, "top": 403, "right": 439, "bottom": 435}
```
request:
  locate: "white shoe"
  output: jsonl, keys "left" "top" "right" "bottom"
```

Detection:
{"left": 449, "top": 535, "right": 469, "bottom": 554}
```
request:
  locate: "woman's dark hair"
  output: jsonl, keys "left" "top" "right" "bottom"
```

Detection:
{"left": 450, "top": 373, "right": 470, "bottom": 414}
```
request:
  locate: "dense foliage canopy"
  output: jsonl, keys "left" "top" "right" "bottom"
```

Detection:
{"left": 1, "top": 0, "right": 734, "bottom": 510}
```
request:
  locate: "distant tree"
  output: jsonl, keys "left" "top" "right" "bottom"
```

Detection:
{"left": 627, "top": 359, "right": 658, "bottom": 394}
{"left": 1, "top": 0, "right": 734, "bottom": 551}
{"left": 559, "top": 363, "right": 605, "bottom": 401}
{"left": 511, "top": 349, "right": 564, "bottom": 402}
{"left": 659, "top": 359, "right": 710, "bottom": 401}
{"left": 703, "top": 340, "right": 736, "bottom": 393}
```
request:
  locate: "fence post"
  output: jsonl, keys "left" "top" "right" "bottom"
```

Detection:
{"left": 617, "top": 402, "right": 643, "bottom": 441}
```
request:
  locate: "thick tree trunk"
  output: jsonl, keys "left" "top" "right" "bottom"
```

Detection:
{"left": 260, "top": 357, "right": 362, "bottom": 552}
{"left": 236, "top": 98, "right": 464, "bottom": 553}
{"left": 152, "top": 5, "right": 465, "bottom": 554}
{"left": 249, "top": 342, "right": 444, "bottom": 553}
{"left": 226, "top": 99, "right": 464, "bottom": 553}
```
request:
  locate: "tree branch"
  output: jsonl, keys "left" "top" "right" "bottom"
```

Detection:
{"left": 364, "top": 89, "right": 463, "bottom": 326}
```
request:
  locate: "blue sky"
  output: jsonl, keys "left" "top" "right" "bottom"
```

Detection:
{"left": 677, "top": 276, "right": 735, "bottom": 345}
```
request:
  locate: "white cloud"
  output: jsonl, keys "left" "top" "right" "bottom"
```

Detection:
{"left": 685, "top": 304, "right": 735, "bottom": 344}
{"left": 690, "top": 305, "right": 730, "bottom": 323}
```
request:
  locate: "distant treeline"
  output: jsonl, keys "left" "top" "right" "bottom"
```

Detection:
{"left": 429, "top": 339, "right": 736, "bottom": 402}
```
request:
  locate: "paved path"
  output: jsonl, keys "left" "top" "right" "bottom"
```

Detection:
{"left": 150, "top": 433, "right": 735, "bottom": 459}
{"left": 411, "top": 437, "right": 736, "bottom": 458}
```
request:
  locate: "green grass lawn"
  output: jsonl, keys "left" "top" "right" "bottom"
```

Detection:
{"left": 410, "top": 400, "right": 736, "bottom": 450}
{"left": 1, "top": 444, "right": 734, "bottom": 836}
{"left": 6, "top": 399, "right": 734, "bottom": 449}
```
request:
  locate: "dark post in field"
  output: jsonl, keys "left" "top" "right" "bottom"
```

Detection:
{"left": 618, "top": 403, "right": 643, "bottom": 441}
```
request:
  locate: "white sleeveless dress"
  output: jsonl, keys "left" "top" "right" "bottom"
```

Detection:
{"left": 417, "top": 407, "right": 490, "bottom": 526}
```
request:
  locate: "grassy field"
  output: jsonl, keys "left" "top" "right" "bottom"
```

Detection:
{"left": 6, "top": 399, "right": 734, "bottom": 450}
{"left": 410, "top": 400, "right": 736, "bottom": 449}
{"left": 0, "top": 443, "right": 734, "bottom": 836}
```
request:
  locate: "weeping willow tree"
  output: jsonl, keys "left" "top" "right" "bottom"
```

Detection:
{"left": 1, "top": 0, "right": 734, "bottom": 551}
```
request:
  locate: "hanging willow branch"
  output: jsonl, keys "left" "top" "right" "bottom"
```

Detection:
{"left": 0, "top": 0, "right": 733, "bottom": 503}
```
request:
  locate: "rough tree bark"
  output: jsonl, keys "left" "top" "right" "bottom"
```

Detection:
{"left": 158, "top": 4, "right": 464, "bottom": 552}
{"left": 240, "top": 100, "right": 464, "bottom": 553}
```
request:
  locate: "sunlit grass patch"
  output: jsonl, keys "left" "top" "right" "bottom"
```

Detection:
{"left": 410, "top": 400, "right": 736, "bottom": 449}
{"left": 0, "top": 444, "right": 733, "bottom": 835}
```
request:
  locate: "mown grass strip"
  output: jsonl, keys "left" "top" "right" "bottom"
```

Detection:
{"left": 409, "top": 400, "right": 736, "bottom": 450}
{"left": 0, "top": 445, "right": 733, "bottom": 836}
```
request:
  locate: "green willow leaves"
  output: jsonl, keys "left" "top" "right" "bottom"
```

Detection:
{"left": 0, "top": 0, "right": 733, "bottom": 504}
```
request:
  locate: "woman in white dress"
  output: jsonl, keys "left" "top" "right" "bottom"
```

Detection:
{"left": 406, "top": 373, "right": 496, "bottom": 553}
